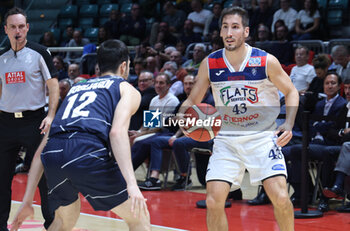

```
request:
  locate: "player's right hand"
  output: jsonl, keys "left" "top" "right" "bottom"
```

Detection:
{"left": 127, "top": 184, "right": 149, "bottom": 219}
{"left": 10, "top": 202, "right": 34, "bottom": 231}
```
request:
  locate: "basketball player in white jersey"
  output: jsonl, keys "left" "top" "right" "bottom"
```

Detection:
{"left": 181, "top": 7, "right": 299, "bottom": 231}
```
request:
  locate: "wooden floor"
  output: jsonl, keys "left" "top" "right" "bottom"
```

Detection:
{"left": 9, "top": 170, "right": 350, "bottom": 230}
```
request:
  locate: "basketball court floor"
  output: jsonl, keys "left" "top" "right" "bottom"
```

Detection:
{"left": 9, "top": 168, "right": 350, "bottom": 230}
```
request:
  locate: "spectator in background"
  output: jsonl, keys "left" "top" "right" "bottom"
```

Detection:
{"left": 293, "top": 0, "right": 320, "bottom": 40}
{"left": 119, "top": 3, "right": 146, "bottom": 46}
{"left": 170, "top": 50, "right": 188, "bottom": 82}
{"left": 60, "top": 24, "right": 73, "bottom": 47}
{"left": 187, "top": 0, "right": 212, "bottom": 36}
{"left": 97, "top": 26, "right": 111, "bottom": 45}
{"left": 255, "top": 23, "right": 271, "bottom": 42}
{"left": 210, "top": 36, "right": 224, "bottom": 52}
{"left": 58, "top": 78, "right": 71, "bottom": 103}
{"left": 162, "top": 1, "right": 187, "bottom": 34}
{"left": 204, "top": 2, "right": 223, "bottom": 42}
{"left": 146, "top": 56, "right": 159, "bottom": 77}
{"left": 271, "top": 0, "right": 298, "bottom": 34}
{"left": 40, "top": 31, "right": 57, "bottom": 48}
{"left": 269, "top": 24, "right": 294, "bottom": 66}
{"left": 129, "top": 71, "right": 157, "bottom": 131}
{"left": 65, "top": 30, "right": 90, "bottom": 63}
{"left": 331, "top": 45, "right": 350, "bottom": 82}
{"left": 182, "top": 43, "right": 206, "bottom": 75}
{"left": 156, "top": 22, "right": 178, "bottom": 47}
{"left": 249, "top": 0, "right": 275, "bottom": 39}
{"left": 162, "top": 61, "right": 183, "bottom": 96}
{"left": 52, "top": 55, "right": 68, "bottom": 81}
{"left": 290, "top": 46, "right": 316, "bottom": 94}
{"left": 176, "top": 40, "right": 187, "bottom": 58}
{"left": 103, "top": 9, "right": 121, "bottom": 39}
{"left": 180, "top": 19, "right": 203, "bottom": 47}
{"left": 67, "top": 63, "right": 81, "bottom": 84}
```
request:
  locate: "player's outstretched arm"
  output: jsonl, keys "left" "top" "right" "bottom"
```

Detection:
{"left": 40, "top": 78, "right": 59, "bottom": 134}
{"left": 109, "top": 82, "right": 147, "bottom": 217}
{"left": 10, "top": 133, "right": 49, "bottom": 231}
{"left": 267, "top": 54, "right": 299, "bottom": 147}
{"left": 180, "top": 58, "right": 210, "bottom": 112}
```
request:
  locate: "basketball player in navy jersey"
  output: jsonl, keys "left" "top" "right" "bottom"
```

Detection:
{"left": 180, "top": 7, "right": 299, "bottom": 231}
{"left": 11, "top": 40, "right": 151, "bottom": 231}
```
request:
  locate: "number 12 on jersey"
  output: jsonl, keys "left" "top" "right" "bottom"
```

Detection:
{"left": 62, "top": 91, "right": 97, "bottom": 119}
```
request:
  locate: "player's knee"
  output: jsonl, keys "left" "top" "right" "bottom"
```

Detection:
{"left": 271, "top": 191, "right": 291, "bottom": 209}
{"left": 206, "top": 195, "right": 223, "bottom": 210}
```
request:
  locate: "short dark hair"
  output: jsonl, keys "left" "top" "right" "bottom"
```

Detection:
{"left": 219, "top": 6, "right": 249, "bottom": 28}
{"left": 4, "top": 7, "right": 27, "bottom": 25}
{"left": 312, "top": 54, "right": 331, "bottom": 70}
{"left": 97, "top": 39, "right": 129, "bottom": 74}
{"left": 325, "top": 71, "right": 342, "bottom": 86}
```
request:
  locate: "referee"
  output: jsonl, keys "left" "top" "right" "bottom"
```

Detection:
{"left": 0, "top": 7, "right": 59, "bottom": 231}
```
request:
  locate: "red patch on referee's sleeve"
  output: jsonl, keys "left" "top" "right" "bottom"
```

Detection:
{"left": 5, "top": 71, "right": 25, "bottom": 84}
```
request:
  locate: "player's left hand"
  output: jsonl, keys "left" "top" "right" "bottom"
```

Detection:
{"left": 10, "top": 202, "right": 34, "bottom": 231}
{"left": 275, "top": 123, "right": 293, "bottom": 147}
{"left": 39, "top": 115, "right": 53, "bottom": 134}
{"left": 127, "top": 184, "right": 149, "bottom": 219}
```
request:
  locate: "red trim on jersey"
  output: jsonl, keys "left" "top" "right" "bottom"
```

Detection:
{"left": 208, "top": 57, "right": 227, "bottom": 69}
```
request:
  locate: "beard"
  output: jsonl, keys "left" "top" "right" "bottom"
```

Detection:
{"left": 224, "top": 38, "right": 244, "bottom": 51}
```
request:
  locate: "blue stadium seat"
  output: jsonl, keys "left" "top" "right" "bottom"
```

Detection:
{"left": 120, "top": 3, "right": 132, "bottom": 14}
{"left": 84, "top": 28, "right": 99, "bottom": 43}
{"left": 99, "top": 4, "right": 119, "bottom": 17}
{"left": 58, "top": 18, "right": 74, "bottom": 30}
{"left": 328, "top": 0, "right": 348, "bottom": 9}
{"left": 327, "top": 9, "right": 343, "bottom": 26}
{"left": 317, "top": 0, "right": 328, "bottom": 9}
{"left": 59, "top": 5, "right": 78, "bottom": 18}
{"left": 99, "top": 17, "right": 109, "bottom": 26}
{"left": 118, "top": 0, "right": 133, "bottom": 4}
{"left": 97, "top": 0, "right": 111, "bottom": 5}
{"left": 224, "top": 0, "right": 234, "bottom": 8}
{"left": 79, "top": 4, "right": 98, "bottom": 18}
{"left": 76, "top": 0, "right": 91, "bottom": 6}
{"left": 79, "top": 18, "right": 94, "bottom": 29}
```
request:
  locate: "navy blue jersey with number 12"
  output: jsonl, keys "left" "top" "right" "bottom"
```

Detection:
{"left": 49, "top": 75, "right": 125, "bottom": 143}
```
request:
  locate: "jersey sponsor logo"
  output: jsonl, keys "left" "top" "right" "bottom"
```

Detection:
{"left": 223, "top": 113, "right": 259, "bottom": 123}
{"left": 228, "top": 76, "right": 245, "bottom": 81}
{"left": 272, "top": 164, "right": 285, "bottom": 171}
{"left": 5, "top": 71, "right": 25, "bottom": 84}
{"left": 248, "top": 57, "right": 262, "bottom": 67}
{"left": 215, "top": 70, "right": 225, "bottom": 76}
{"left": 220, "top": 85, "right": 258, "bottom": 105}
{"left": 143, "top": 109, "right": 162, "bottom": 128}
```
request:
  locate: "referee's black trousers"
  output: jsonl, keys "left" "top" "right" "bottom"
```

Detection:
{"left": 0, "top": 110, "right": 54, "bottom": 230}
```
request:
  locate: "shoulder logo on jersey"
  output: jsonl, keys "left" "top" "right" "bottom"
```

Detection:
{"left": 248, "top": 57, "right": 261, "bottom": 67}
{"left": 5, "top": 71, "right": 25, "bottom": 84}
{"left": 251, "top": 68, "right": 257, "bottom": 76}
{"left": 220, "top": 85, "right": 258, "bottom": 105}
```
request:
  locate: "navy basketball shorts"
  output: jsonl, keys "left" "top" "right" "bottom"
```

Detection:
{"left": 41, "top": 133, "right": 128, "bottom": 214}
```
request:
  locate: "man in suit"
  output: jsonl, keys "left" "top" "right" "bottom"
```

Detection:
{"left": 322, "top": 79, "right": 350, "bottom": 211}
{"left": 283, "top": 72, "right": 347, "bottom": 211}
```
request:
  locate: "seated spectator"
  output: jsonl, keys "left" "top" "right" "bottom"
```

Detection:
{"left": 203, "top": 2, "right": 222, "bottom": 42}
{"left": 303, "top": 54, "right": 331, "bottom": 111}
{"left": 60, "top": 24, "right": 73, "bottom": 48}
{"left": 58, "top": 78, "right": 71, "bottom": 103}
{"left": 145, "top": 56, "right": 160, "bottom": 77}
{"left": 155, "top": 22, "right": 178, "bottom": 47}
{"left": 293, "top": 0, "right": 320, "bottom": 40}
{"left": 210, "top": 36, "right": 224, "bottom": 53}
{"left": 67, "top": 63, "right": 81, "bottom": 84}
{"left": 283, "top": 72, "right": 346, "bottom": 211}
{"left": 52, "top": 55, "right": 68, "bottom": 81}
{"left": 131, "top": 73, "right": 180, "bottom": 190}
{"left": 170, "top": 50, "right": 188, "bottom": 82}
{"left": 40, "top": 31, "right": 57, "bottom": 48}
{"left": 162, "top": 1, "right": 187, "bottom": 34}
{"left": 331, "top": 45, "right": 350, "bottom": 82}
{"left": 254, "top": 23, "right": 271, "bottom": 42}
{"left": 249, "top": 0, "right": 275, "bottom": 39}
{"left": 180, "top": 19, "right": 203, "bottom": 47}
{"left": 162, "top": 61, "right": 183, "bottom": 96}
{"left": 271, "top": 0, "right": 297, "bottom": 34}
{"left": 103, "top": 9, "right": 121, "bottom": 39}
{"left": 323, "top": 80, "right": 350, "bottom": 209}
{"left": 269, "top": 24, "right": 294, "bottom": 65}
{"left": 187, "top": 0, "right": 212, "bottom": 37}
{"left": 176, "top": 40, "right": 187, "bottom": 59}
{"left": 97, "top": 26, "right": 111, "bottom": 45}
{"left": 182, "top": 43, "right": 207, "bottom": 75}
{"left": 129, "top": 71, "right": 157, "bottom": 131}
{"left": 290, "top": 46, "right": 316, "bottom": 94}
{"left": 65, "top": 30, "right": 90, "bottom": 64}
{"left": 119, "top": 3, "right": 146, "bottom": 46}
{"left": 89, "top": 63, "right": 101, "bottom": 78}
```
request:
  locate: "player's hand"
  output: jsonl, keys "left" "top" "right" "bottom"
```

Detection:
{"left": 127, "top": 184, "right": 149, "bottom": 219}
{"left": 10, "top": 202, "right": 34, "bottom": 231}
{"left": 39, "top": 115, "right": 53, "bottom": 134}
{"left": 275, "top": 123, "right": 293, "bottom": 147}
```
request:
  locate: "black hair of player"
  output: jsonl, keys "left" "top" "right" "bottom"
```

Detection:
{"left": 97, "top": 39, "right": 129, "bottom": 74}
{"left": 4, "top": 7, "right": 27, "bottom": 25}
